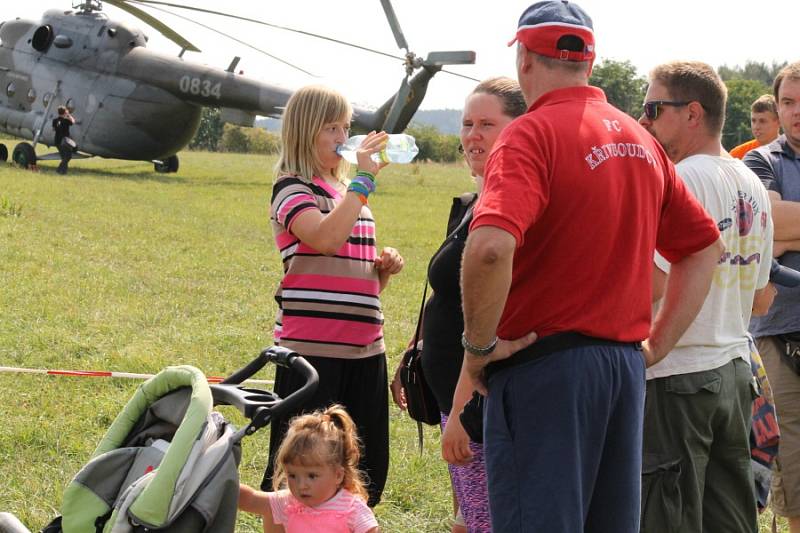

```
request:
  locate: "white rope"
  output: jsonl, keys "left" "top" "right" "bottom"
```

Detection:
{"left": 0, "top": 366, "right": 274, "bottom": 385}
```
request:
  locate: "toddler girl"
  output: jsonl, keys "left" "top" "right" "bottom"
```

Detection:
{"left": 239, "top": 405, "right": 378, "bottom": 532}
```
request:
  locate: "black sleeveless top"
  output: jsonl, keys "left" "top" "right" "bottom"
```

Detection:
{"left": 420, "top": 193, "right": 476, "bottom": 413}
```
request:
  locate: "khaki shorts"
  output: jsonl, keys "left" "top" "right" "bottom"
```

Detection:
{"left": 757, "top": 336, "right": 800, "bottom": 517}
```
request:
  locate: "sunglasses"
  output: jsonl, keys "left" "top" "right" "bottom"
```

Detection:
{"left": 642, "top": 100, "right": 691, "bottom": 121}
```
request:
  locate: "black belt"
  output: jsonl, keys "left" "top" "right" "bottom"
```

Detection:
{"left": 485, "top": 331, "right": 642, "bottom": 378}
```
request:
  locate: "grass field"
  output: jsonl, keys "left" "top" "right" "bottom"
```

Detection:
{"left": 0, "top": 143, "right": 790, "bottom": 532}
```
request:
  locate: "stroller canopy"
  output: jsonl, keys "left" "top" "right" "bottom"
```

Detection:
{"left": 60, "top": 365, "right": 241, "bottom": 533}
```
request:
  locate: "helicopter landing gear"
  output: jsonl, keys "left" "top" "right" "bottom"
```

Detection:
{"left": 154, "top": 155, "right": 179, "bottom": 173}
{"left": 12, "top": 142, "right": 37, "bottom": 169}
{"left": 0, "top": 143, "right": 7, "bottom": 162}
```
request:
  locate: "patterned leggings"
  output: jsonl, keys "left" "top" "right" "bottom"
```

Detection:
{"left": 441, "top": 412, "right": 492, "bottom": 533}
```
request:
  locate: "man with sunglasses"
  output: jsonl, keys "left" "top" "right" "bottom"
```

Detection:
{"left": 638, "top": 61, "right": 774, "bottom": 532}
{"left": 744, "top": 61, "right": 800, "bottom": 533}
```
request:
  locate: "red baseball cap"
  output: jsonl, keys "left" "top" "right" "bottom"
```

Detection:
{"left": 508, "top": 0, "right": 595, "bottom": 62}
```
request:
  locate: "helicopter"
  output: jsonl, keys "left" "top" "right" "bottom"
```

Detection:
{"left": 0, "top": 0, "right": 476, "bottom": 172}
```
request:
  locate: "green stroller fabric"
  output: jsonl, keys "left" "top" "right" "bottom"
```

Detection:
{"left": 59, "top": 365, "right": 241, "bottom": 532}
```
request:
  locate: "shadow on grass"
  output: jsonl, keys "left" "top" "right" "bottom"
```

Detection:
{"left": 26, "top": 162, "right": 268, "bottom": 189}
{"left": 25, "top": 161, "right": 186, "bottom": 184}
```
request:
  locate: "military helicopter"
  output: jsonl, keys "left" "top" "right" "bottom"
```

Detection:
{"left": 0, "top": 0, "right": 475, "bottom": 172}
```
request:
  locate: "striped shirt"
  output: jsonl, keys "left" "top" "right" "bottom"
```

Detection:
{"left": 270, "top": 175, "right": 385, "bottom": 359}
{"left": 268, "top": 488, "right": 378, "bottom": 532}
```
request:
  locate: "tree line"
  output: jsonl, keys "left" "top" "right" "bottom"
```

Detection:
{"left": 190, "top": 59, "right": 788, "bottom": 158}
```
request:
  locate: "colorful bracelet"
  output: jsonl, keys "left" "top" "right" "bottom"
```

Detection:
{"left": 352, "top": 175, "right": 376, "bottom": 193}
{"left": 356, "top": 170, "right": 376, "bottom": 184}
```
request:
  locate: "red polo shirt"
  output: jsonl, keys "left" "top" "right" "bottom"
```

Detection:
{"left": 472, "top": 86, "right": 719, "bottom": 342}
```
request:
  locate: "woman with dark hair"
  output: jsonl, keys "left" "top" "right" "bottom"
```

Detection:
{"left": 391, "top": 77, "right": 526, "bottom": 533}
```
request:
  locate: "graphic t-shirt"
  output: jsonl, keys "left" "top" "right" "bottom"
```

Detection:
{"left": 648, "top": 154, "right": 773, "bottom": 379}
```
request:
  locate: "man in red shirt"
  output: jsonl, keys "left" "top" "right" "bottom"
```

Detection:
{"left": 442, "top": 2, "right": 724, "bottom": 531}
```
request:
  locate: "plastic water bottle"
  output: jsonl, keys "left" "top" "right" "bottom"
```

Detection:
{"left": 337, "top": 133, "right": 419, "bottom": 164}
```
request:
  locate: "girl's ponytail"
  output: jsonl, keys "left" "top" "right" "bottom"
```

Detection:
{"left": 273, "top": 404, "right": 369, "bottom": 502}
{"left": 323, "top": 405, "right": 368, "bottom": 501}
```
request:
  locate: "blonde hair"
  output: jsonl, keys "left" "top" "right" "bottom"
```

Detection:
{"left": 275, "top": 85, "right": 352, "bottom": 182}
{"left": 273, "top": 404, "right": 368, "bottom": 501}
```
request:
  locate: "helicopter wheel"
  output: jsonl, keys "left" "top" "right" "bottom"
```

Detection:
{"left": 154, "top": 155, "right": 179, "bottom": 173}
{"left": 12, "top": 142, "right": 37, "bottom": 169}
{"left": 0, "top": 143, "right": 7, "bottom": 162}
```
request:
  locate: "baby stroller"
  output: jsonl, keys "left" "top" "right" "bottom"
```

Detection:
{"left": 0, "top": 346, "right": 318, "bottom": 533}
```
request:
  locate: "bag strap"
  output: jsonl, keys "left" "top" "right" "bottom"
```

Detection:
{"left": 409, "top": 196, "right": 476, "bottom": 452}
{"left": 410, "top": 283, "right": 428, "bottom": 352}
{"left": 416, "top": 421, "right": 425, "bottom": 454}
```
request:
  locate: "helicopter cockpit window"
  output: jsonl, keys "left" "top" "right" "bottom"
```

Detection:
{"left": 42, "top": 93, "right": 52, "bottom": 107}
{"left": 31, "top": 24, "right": 54, "bottom": 52}
{"left": 27, "top": 88, "right": 36, "bottom": 103}
{"left": 6, "top": 82, "right": 15, "bottom": 98}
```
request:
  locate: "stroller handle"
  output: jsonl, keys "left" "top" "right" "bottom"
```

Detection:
{"left": 211, "top": 346, "right": 319, "bottom": 432}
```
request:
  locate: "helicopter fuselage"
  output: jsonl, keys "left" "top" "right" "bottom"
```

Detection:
{"left": 0, "top": 4, "right": 451, "bottom": 165}
{"left": 0, "top": 9, "right": 294, "bottom": 161}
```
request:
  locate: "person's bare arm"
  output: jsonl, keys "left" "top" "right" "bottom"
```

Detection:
{"left": 289, "top": 132, "right": 388, "bottom": 255}
{"left": 289, "top": 195, "right": 367, "bottom": 255}
{"left": 652, "top": 264, "right": 667, "bottom": 303}
{"left": 768, "top": 190, "right": 800, "bottom": 241}
{"left": 773, "top": 239, "right": 800, "bottom": 257}
{"left": 239, "top": 484, "right": 284, "bottom": 533}
{"left": 455, "top": 226, "right": 537, "bottom": 396}
{"left": 752, "top": 284, "right": 777, "bottom": 316}
{"left": 644, "top": 237, "right": 725, "bottom": 366}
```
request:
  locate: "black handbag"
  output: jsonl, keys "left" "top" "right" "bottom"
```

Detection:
{"left": 399, "top": 282, "right": 441, "bottom": 427}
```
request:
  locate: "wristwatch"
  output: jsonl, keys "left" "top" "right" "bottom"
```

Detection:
{"left": 461, "top": 333, "right": 498, "bottom": 357}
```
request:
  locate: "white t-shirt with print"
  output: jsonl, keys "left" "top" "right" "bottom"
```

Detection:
{"left": 647, "top": 154, "right": 773, "bottom": 380}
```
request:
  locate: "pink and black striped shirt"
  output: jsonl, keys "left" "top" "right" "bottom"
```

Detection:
{"left": 270, "top": 175, "right": 385, "bottom": 359}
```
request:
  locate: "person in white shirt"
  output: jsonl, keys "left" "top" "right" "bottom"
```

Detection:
{"left": 638, "top": 60, "right": 774, "bottom": 533}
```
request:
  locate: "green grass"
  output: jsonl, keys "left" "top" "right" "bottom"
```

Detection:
{"left": 0, "top": 144, "right": 790, "bottom": 532}
{"left": 0, "top": 146, "right": 467, "bottom": 532}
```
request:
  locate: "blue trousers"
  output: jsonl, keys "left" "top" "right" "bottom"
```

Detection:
{"left": 484, "top": 343, "right": 645, "bottom": 532}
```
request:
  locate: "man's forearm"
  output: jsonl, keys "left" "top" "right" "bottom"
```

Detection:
{"left": 647, "top": 237, "right": 724, "bottom": 365}
{"left": 771, "top": 199, "right": 800, "bottom": 241}
{"left": 460, "top": 226, "right": 517, "bottom": 346}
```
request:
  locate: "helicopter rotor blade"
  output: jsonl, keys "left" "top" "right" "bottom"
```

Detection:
{"left": 379, "top": 0, "right": 409, "bottom": 52}
{"left": 125, "top": 0, "right": 406, "bottom": 63}
{"left": 126, "top": 0, "right": 316, "bottom": 76}
{"left": 125, "top": 0, "right": 476, "bottom": 83}
{"left": 423, "top": 51, "right": 477, "bottom": 67}
{"left": 104, "top": 0, "right": 200, "bottom": 52}
{"left": 381, "top": 75, "right": 413, "bottom": 133}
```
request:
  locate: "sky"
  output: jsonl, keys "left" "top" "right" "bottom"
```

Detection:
{"left": 6, "top": 1, "right": 797, "bottom": 111}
